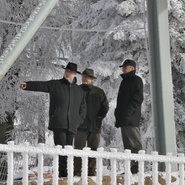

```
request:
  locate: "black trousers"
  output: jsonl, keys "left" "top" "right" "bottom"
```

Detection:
{"left": 53, "top": 129, "right": 74, "bottom": 177}
{"left": 74, "top": 130, "right": 100, "bottom": 176}
{"left": 121, "top": 126, "right": 142, "bottom": 173}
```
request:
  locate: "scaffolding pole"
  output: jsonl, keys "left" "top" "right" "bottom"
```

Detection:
{"left": 0, "top": 0, "right": 58, "bottom": 80}
{"left": 146, "top": 0, "right": 177, "bottom": 170}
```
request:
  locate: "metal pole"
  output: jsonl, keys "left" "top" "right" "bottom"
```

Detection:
{"left": 0, "top": 0, "right": 58, "bottom": 80}
{"left": 146, "top": 0, "right": 177, "bottom": 170}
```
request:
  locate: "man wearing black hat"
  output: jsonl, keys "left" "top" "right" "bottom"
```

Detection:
{"left": 115, "top": 59, "right": 143, "bottom": 174}
{"left": 74, "top": 68, "right": 109, "bottom": 176}
{"left": 20, "top": 62, "right": 86, "bottom": 177}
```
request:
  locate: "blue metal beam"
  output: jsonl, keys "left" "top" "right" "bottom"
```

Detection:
{"left": 146, "top": 0, "right": 177, "bottom": 170}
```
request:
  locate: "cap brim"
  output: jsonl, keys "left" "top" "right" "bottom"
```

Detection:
{"left": 119, "top": 64, "right": 134, "bottom": 68}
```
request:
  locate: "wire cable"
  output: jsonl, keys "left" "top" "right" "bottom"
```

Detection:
{"left": 0, "top": 18, "right": 144, "bottom": 32}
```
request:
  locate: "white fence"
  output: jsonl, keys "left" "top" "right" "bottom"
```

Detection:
{"left": 0, "top": 141, "right": 185, "bottom": 185}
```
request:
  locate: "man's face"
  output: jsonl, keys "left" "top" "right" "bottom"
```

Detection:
{"left": 82, "top": 75, "right": 93, "bottom": 84}
{"left": 64, "top": 69, "right": 77, "bottom": 83}
{"left": 122, "top": 65, "right": 135, "bottom": 74}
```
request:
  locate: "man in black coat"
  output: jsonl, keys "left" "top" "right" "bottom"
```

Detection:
{"left": 114, "top": 59, "right": 143, "bottom": 174}
{"left": 20, "top": 62, "right": 86, "bottom": 177}
{"left": 74, "top": 68, "right": 109, "bottom": 176}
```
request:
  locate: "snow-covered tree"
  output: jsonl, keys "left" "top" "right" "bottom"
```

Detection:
{"left": 0, "top": 0, "right": 185, "bottom": 166}
{"left": 0, "top": 0, "right": 89, "bottom": 144}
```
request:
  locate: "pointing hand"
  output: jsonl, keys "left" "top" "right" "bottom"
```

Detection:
{"left": 20, "top": 82, "right": 27, "bottom": 89}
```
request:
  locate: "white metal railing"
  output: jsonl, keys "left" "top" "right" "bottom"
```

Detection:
{"left": 0, "top": 141, "right": 184, "bottom": 185}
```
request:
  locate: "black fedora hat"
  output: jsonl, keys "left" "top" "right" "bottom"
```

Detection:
{"left": 119, "top": 59, "right": 136, "bottom": 68}
{"left": 62, "top": 62, "right": 81, "bottom": 74}
{"left": 82, "top": 68, "right": 97, "bottom": 79}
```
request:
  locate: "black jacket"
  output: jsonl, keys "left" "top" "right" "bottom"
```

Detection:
{"left": 78, "top": 84, "right": 109, "bottom": 132}
{"left": 24, "top": 78, "right": 86, "bottom": 134}
{"left": 115, "top": 70, "right": 143, "bottom": 127}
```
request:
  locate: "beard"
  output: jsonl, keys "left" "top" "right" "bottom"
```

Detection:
{"left": 64, "top": 73, "right": 75, "bottom": 83}
{"left": 65, "top": 76, "right": 74, "bottom": 83}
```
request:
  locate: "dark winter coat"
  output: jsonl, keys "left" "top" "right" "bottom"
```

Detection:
{"left": 78, "top": 84, "right": 109, "bottom": 132}
{"left": 115, "top": 70, "right": 143, "bottom": 127}
{"left": 24, "top": 78, "right": 86, "bottom": 134}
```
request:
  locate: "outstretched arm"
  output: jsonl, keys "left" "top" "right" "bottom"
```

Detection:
{"left": 20, "top": 81, "right": 54, "bottom": 93}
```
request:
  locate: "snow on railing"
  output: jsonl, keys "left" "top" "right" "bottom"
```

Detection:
{"left": 0, "top": 141, "right": 185, "bottom": 185}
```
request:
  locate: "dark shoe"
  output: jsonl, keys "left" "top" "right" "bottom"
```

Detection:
{"left": 119, "top": 172, "right": 125, "bottom": 175}
{"left": 74, "top": 171, "right": 81, "bottom": 176}
{"left": 131, "top": 166, "right": 138, "bottom": 174}
{"left": 88, "top": 172, "right": 96, "bottom": 176}
{"left": 59, "top": 170, "right": 67, "bottom": 177}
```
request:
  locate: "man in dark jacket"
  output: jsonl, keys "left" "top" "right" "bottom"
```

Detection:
{"left": 74, "top": 68, "right": 109, "bottom": 176}
{"left": 115, "top": 59, "right": 143, "bottom": 174}
{"left": 20, "top": 62, "right": 86, "bottom": 177}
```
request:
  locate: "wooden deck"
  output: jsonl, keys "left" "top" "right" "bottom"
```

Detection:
{"left": 0, "top": 174, "right": 177, "bottom": 185}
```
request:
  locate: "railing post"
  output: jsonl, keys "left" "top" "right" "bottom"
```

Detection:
{"left": 82, "top": 147, "right": 90, "bottom": 185}
{"left": 65, "top": 145, "right": 73, "bottom": 185}
{"left": 138, "top": 150, "right": 145, "bottom": 185}
{"left": 165, "top": 153, "right": 172, "bottom": 185}
{"left": 37, "top": 143, "right": 44, "bottom": 185}
{"left": 124, "top": 149, "right": 131, "bottom": 185}
{"left": 178, "top": 153, "right": 185, "bottom": 185}
{"left": 53, "top": 145, "right": 62, "bottom": 185}
{"left": 7, "top": 141, "right": 14, "bottom": 185}
{"left": 22, "top": 142, "right": 29, "bottom": 185}
{"left": 97, "top": 147, "right": 104, "bottom": 185}
{"left": 151, "top": 151, "right": 158, "bottom": 185}
{"left": 110, "top": 148, "right": 117, "bottom": 185}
